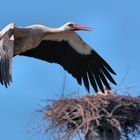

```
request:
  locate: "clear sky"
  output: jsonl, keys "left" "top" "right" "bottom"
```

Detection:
{"left": 0, "top": 0, "right": 140, "bottom": 140}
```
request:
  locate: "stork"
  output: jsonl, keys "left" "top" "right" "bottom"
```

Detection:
{"left": 0, "top": 22, "right": 116, "bottom": 92}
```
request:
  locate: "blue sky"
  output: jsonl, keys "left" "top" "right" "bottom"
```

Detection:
{"left": 0, "top": 0, "right": 140, "bottom": 139}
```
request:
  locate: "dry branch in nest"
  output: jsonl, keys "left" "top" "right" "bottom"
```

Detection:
{"left": 42, "top": 92, "right": 140, "bottom": 140}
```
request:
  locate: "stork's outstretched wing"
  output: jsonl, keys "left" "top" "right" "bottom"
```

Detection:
{"left": 0, "top": 23, "right": 14, "bottom": 87}
{"left": 20, "top": 31, "right": 116, "bottom": 92}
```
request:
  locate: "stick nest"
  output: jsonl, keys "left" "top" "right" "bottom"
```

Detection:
{"left": 43, "top": 93, "right": 140, "bottom": 140}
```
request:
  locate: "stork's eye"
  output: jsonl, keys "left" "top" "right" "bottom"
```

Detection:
{"left": 68, "top": 23, "right": 74, "bottom": 27}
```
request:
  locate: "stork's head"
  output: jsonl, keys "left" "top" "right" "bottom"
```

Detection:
{"left": 62, "top": 22, "right": 92, "bottom": 31}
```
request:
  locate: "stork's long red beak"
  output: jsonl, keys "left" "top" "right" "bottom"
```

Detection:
{"left": 74, "top": 24, "right": 92, "bottom": 31}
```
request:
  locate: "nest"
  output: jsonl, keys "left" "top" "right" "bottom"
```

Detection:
{"left": 43, "top": 92, "right": 140, "bottom": 140}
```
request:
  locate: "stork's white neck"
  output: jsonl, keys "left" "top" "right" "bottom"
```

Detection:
{"left": 46, "top": 27, "right": 65, "bottom": 33}
{"left": 23, "top": 24, "right": 66, "bottom": 34}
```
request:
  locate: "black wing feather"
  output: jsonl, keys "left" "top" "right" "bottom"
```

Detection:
{"left": 87, "top": 63, "right": 98, "bottom": 92}
{"left": 20, "top": 40, "right": 116, "bottom": 92}
{"left": 82, "top": 72, "right": 90, "bottom": 91}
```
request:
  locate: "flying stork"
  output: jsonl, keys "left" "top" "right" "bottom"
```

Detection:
{"left": 0, "top": 22, "right": 116, "bottom": 92}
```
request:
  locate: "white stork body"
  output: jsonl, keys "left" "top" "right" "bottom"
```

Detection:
{"left": 14, "top": 25, "right": 91, "bottom": 55}
{"left": 0, "top": 22, "right": 116, "bottom": 92}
